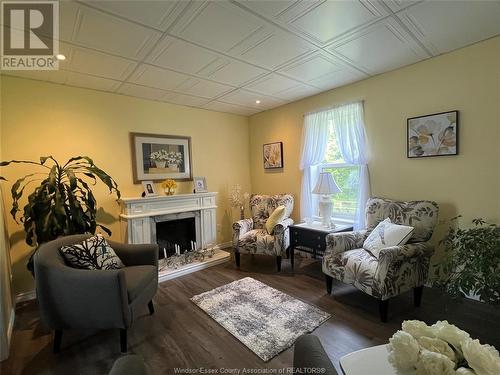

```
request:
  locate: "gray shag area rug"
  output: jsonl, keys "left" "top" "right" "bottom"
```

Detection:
{"left": 191, "top": 277, "right": 331, "bottom": 361}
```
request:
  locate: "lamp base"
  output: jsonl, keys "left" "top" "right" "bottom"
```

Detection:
{"left": 318, "top": 196, "right": 335, "bottom": 229}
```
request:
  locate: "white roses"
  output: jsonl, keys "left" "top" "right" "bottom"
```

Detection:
{"left": 462, "top": 340, "right": 500, "bottom": 375}
{"left": 387, "top": 320, "right": 500, "bottom": 375}
{"left": 388, "top": 331, "right": 420, "bottom": 372}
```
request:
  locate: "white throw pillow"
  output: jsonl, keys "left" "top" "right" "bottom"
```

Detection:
{"left": 265, "top": 205, "right": 287, "bottom": 234}
{"left": 363, "top": 218, "right": 414, "bottom": 258}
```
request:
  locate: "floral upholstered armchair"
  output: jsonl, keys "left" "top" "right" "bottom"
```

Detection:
{"left": 322, "top": 197, "right": 439, "bottom": 322}
{"left": 232, "top": 194, "right": 294, "bottom": 271}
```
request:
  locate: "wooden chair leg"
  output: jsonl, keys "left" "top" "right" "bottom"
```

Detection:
{"left": 53, "top": 329, "right": 63, "bottom": 354}
{"left": 414, "top": 286, "right": 424, "bottom": 307}
{"left": 325, "top": 275, "right": 333, "bottom": 295}
{"left": 379, "top": 300, "right": 389, "bottom": 323}
{"left": 120, "top": 329, "right": 128, "bottom": 353}
{"left": 148, "top": 300, "right": 155, "bottom": 315}
{"left": 234, "top": 251, "right": 240, "bottom": 268}
{"left": 276, "top": 256, "right": 282, "bottom": 272}
{"left": 290, "top": 247, "right": 295, "bottom": 269}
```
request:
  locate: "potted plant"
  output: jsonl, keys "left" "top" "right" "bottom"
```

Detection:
{"left": 433, "top": 216, "right": 500, "bottom": 305}
{"left": 0, "top": 156, "right": 121, "bottom": 273}
{"left": 150, "top": 150, "right": 168, "bottom": 168}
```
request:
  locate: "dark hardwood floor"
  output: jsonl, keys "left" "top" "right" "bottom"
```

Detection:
{"left": 1, "top": 254, "right": 499, "bottom": 375}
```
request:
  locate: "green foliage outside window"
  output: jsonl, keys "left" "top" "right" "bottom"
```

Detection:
{"left": 323, "top": 125, "right": 360, "bottom": 218}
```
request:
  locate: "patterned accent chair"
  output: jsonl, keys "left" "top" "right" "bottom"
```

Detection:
{"left": 322, "top": 197, "right": 439, "bottom": 322}
{"left": 232, "top": 194, "right": 294, "bottom": 271}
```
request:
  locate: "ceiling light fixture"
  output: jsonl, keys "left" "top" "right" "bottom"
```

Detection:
{"left": 56, "top": 54, "right": 66, "bottom": 61}
{"left": 255, "top": 100, "right": 261, "bottom": 104}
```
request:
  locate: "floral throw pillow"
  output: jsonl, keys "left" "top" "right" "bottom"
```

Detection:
{"left": 60, "top": 234, "right": 125, "bottom": 270}
{"left": 363, "top": 218, "right": 414, "bottom": 258}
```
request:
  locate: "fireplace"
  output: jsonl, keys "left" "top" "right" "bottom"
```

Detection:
{"left": 119, "top": 193, "right": 229, "bottom": 282}
{"left": 151, "top": 211, "right": 201, "bottom": 259}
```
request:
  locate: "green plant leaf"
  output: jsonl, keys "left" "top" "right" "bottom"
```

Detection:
{"left": 433, "top": 217, "right": 500, "bottom": 305}
{"left": 0, "top": 156, "right": 121, "bottom": 252}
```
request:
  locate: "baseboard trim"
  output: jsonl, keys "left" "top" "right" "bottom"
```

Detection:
{"left": 213, "top": 241, "right": 232, "bottom": 250}
{"left": 15, "top": 290, "right": 36, "bottom": 304}
{"left": 0, "top": 307, "right": 15, "bottom": 362}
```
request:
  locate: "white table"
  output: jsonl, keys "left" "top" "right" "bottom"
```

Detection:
{"left": 339, "top": 344, "right": 395, "bottom": 375}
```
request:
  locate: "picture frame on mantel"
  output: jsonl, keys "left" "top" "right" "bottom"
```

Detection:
{"left": 141, "top": 180, "right": 157, "bottom": 197}
{"left": 193, "top": 176, "right": 208, "bottom": 193}
{"left": 131, "top": 132, "right": 192, "bottom": 183}
{"left": 407, "top": 110, "right": 459, "bottom": 158}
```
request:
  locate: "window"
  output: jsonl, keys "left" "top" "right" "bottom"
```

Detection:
{"left": 318, "top": 125, "right": 360, "bottom": 223}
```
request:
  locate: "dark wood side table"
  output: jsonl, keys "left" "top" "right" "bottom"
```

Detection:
{"left": 289, "top": 222, "right": 353, "bottom": 268}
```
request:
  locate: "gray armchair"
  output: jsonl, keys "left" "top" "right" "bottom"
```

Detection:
{"left": 232, "top": 194, "right": 294, "bottom": 271}
{"left": 34, "top": 234, "right": 159, "bottom": 353}
{"left": 322, "top": 197, "right": 439, "bottom": 322}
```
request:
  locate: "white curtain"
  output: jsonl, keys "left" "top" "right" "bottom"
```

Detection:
{"left": 299, "top": 101, "right": 370, "bottom": 230}
{"left": 299, "top": 111, "right": 330, "bottom": 219}
{"left": 331, "top": 102, "right": 370, "bottom": 230}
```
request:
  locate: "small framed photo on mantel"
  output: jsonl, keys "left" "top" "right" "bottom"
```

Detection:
{"left": 142, "top": 181, "right": 157, "bottom": 197}
{"left": 193, "top": 177, "right": 207, "bottom": 193}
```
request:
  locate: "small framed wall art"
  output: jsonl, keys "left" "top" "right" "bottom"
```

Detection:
{"left": 131, "top": 132, "right": 192, "bottom": 183}
{"left": 407, "top": 110, "right": 459, "bottom": 158}
{"left": 263, "top": 141, "right": 283, "bottom": 169}
{"left": 193, "top": 176, "right": 207, "bottom": 193}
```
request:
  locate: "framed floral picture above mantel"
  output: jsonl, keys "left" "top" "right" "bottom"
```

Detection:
{"left": 407, "top": 110, "right": 459, "bottom": 158}
{"left": 131, "top": 132, "right": 192, "bottom": 183}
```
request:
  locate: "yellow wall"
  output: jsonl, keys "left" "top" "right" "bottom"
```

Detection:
{"left": 1, "top": 77, "right": 251, "bottom": 295}
{"left": 249, "top": 36, "right": 500, "bottom": 231}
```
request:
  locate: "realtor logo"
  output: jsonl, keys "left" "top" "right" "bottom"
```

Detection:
{"left": 1, "top": 1, "right": 59, "bottom": 70}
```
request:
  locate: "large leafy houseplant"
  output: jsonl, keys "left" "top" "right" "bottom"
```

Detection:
{"left": 434, "top": 216, "right": 500, "bottom": 305}
{"left": 0, "top": 156, "right": 120, "bottom": 272}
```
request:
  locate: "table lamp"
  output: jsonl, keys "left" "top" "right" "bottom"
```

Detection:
{"left": 312, "top": 172, "right": 342, "bottom": 228}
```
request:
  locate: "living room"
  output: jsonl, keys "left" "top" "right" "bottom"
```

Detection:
{"left": 0, "top": 1, "right": 499, "bottom": 374}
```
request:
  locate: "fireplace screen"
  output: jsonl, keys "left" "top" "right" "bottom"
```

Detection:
{"left": 155, "top": 217, "right": 196, "bottom": 259}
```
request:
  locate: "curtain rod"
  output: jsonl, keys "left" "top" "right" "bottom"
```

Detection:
{"left": 303, "top": 99, "right": 364, "bottom": 117}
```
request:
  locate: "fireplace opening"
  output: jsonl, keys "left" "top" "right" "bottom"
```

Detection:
{"left": 156, "top": 217, "right": 196, "bottom": 259}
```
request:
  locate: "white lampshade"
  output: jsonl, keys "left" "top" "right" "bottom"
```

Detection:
{"left": 312, "top": 172, "right": 342, "bottom": 195}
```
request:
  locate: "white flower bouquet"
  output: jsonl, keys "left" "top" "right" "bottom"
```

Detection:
{"left": 150, "top": 149, "right": 169, "bottom": 161}
{"left": 388, "top": 320, "right": 500, "bottom": 375}
{"left": 166, "top": 151, "right": 182, "bottom": 165}
{"left": 150, "top": 150, "right": 182, "bottom": 165}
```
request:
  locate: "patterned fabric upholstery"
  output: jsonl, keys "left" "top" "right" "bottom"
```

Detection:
{"left": 250, "top": 194, "right": 294, "bottom": 229}
{"left": 365, "top": 197, "right": 439, "bottom": 243}
{"left": 323, "top": 197, "right": 438, "bottom": 300}
{"left": 232, "top": 194, "right": 294, "bottom": 257}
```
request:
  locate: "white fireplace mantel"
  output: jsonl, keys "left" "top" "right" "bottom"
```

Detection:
{"left": 119, "top": 192, "right": 218, "bottom": 248}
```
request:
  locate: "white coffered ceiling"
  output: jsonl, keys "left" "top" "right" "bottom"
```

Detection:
{"left": 4, "top": 0, "right": 500, "bottom": 116}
